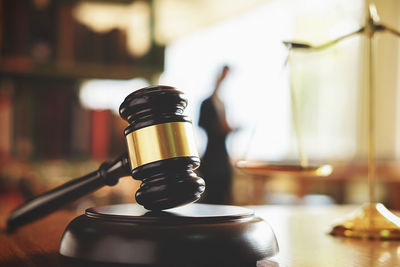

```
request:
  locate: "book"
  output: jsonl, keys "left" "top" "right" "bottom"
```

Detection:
{"left": 57, "top": 1, "right": 75, "bottom": 67}
{"left": 0, "top": 80, "right": 14, "bottom": 162}
{"left": 12, "top": 79, "right": 35, "bottom": 160}
{"left": 1, "top": 0, "right": 30, "bottom": 57}
{"left": 70, "top": 96, "right": 90, "bottom": 158}
{"left": 90, "top": 109, "right": 111, "bottom": 160}
{"left": 35, "top": 80, "right": 74, "bottom": 159}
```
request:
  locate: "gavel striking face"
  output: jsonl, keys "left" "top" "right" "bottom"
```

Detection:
{"left": 7, "top": 86, "right": 205, "bottom": 230}
{"left": 119, "top": 86, "right": 205, "bottom": 210}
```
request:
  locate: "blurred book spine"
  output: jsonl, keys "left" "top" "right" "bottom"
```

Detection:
{"left": 0, "top": 80, "right": 14, "bottom": 162}
{"left": 35, "top": 82, "right": 75, "bottom": 159}
{"left": 57, "top": 1, "right": 75, "bottom": 67}
{"left": 70, "top": 96, "right": 91, "bottom": 158}
{"left": 29, "top": 0, "right": 57, "bottom": 64}
{"left": 90, "top": 110, "right": 111, "bottom": 160}
{"left": 1, "top": 0, "right": 29, "bottom": 58}
{"left": 12, "top": 80, "right": 36, "bottom": 160}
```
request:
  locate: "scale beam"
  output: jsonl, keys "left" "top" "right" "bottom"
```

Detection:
{"left": 283, "top": 4, "right": 400, "bottom": 52}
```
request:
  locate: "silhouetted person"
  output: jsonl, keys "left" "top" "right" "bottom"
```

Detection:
{"left": 199, "top": 65, "right": 233, "bottom": 204}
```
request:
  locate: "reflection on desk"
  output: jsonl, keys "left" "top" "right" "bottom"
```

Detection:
{"left": 256, "top": 205, "right": 400, "bottom": 267}
{"left": 1, "top": 205, "right": 400, "bottom": 266}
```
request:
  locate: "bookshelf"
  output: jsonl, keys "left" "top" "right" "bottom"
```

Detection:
{"left": 0, "top": 0, "right": 160, "bottom": 208}
{"left": 0, "top": 53, "right": 163, "bottom": 80}
{"left": 0, "top": 0, "right": 164, "bottom": 80}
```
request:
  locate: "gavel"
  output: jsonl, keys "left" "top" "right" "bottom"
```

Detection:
{"left": 7, "top": 86, "right": 205, "bottom": 231}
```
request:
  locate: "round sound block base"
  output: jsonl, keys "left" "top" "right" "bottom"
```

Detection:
{"left": 59, "top": 204, "right": 278, "bottom": 265}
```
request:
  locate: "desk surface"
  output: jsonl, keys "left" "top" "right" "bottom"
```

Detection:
{"left": 1, "top": 205, "right": 400, "bottom": 267}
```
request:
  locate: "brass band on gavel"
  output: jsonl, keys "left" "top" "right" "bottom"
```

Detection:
{"left": 126, "top": 121, "right": 199, "bottom": 169}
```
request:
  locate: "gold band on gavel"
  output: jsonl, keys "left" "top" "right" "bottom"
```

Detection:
{"left": 126, "top": 122, "right": 199, "bottom": 169}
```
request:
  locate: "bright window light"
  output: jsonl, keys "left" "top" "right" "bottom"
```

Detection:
{"left": 161, "top": 0, "right": 363, "bottom": 162}
{"left": 79, "top": 78, "right": 149, "bottom": 114}
{"left": 73, "top": 1, "right": 151, "bottom": 57}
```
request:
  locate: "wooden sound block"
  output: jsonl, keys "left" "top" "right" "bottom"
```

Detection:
{"left": 59, "top": 203, "right": 278, "bottom": 266}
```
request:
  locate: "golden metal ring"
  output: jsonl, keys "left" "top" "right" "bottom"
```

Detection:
{"left": 126, "top": 121, "right": 199, "bottom": 169}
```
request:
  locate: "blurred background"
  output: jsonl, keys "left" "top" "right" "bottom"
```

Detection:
{"left": 0, "top": 0, "right": 400, "bottom": 215}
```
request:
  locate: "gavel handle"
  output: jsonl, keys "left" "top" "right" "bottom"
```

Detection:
{"left": 7, "top": 153, "right": 131, "bottom": 231}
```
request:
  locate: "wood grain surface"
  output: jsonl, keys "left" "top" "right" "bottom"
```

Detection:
{"left": 1, "top": 205, "right": 400, "bottom": 266}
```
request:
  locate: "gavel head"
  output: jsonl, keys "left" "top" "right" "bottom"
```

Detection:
{"left": 119, "top": 85, "right": 205, "bottom": 210}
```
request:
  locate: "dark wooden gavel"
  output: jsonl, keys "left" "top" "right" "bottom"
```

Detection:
{"left": 7, "top": 86, "right": 205, "bottom": 231}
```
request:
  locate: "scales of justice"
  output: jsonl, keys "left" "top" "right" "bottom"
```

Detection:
{"left": 6, "top": 4, "right": 400, "bottom": 266}
{"left": 237, "top": 3, "right": 400, "bottom": 239}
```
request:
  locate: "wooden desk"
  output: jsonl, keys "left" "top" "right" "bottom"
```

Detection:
{"left": 1, "top": 205, "right": 400, "bottom": 266}
{"left": 256, "top": 205, "right": 400, "bottom": 267}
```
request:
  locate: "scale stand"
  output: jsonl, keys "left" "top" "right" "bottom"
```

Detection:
{"left": 284, "top": 3, "right": 400, "bottom": 239}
